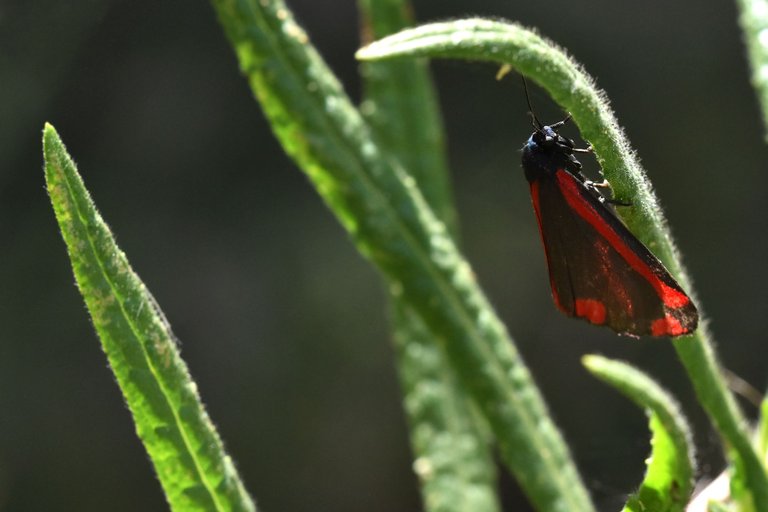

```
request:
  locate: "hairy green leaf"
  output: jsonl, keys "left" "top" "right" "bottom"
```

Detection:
{"left": 583, "top": 355, "right": 695, "bottom": 512}
{"left": 43, "top": 123, "right": 256, "bottom": 512}
{"left": 357, "top": 19, "right": 768, "bottom": 509}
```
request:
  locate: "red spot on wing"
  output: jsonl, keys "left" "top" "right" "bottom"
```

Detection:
{"left": 574, "top": 299, "right": 607, "bottom": 325}
{"left": 651, "top": 315, "right": 686, "bottom": 337}
{"left": 554, "top": 172, "right": 690, "bottom": 309}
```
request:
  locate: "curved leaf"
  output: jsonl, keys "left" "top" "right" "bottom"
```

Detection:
{"left": 356, "top": 18, "right": 693, "bottom": 262}
{"left": 357, "top": 20, "right": 768, "bottom": 509}
{"left": 583, "top": 355, "right": 695, "bottom": 512}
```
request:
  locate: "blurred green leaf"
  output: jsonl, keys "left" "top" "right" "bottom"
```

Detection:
{"left": 358, "top": 0, "right": 457, "bottom": 234}
{"left": 583, "top": 355, "right": 695, "bottom": 512}
{"left": 211, "top": 2, "right": 594, "bottom": 511}
{"left": 707, "top": 502, "right": 731, "bottom": 512}
{"left": 358, "top": 1, "right": 499, "bottom": 510}
{"left": 736, "top": 0, "right": 768, "bottom": 140}
{"left": 43, "top": 123, "right": 256, "bottom": 512}
{"left": 759, "top": 397, "right": 768, "bottom": 466}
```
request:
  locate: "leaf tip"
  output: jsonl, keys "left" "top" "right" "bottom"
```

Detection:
{"left": 43, "top": 122, "right": 59, "bottom": 151}
{"left": 355, "top": 45, "right": 373, "bottom": 61}
{"left": 43, "top": 123, "right": 67, "bottom": 180}
{"left": 581, "top": 354, "right": 603, "bottom": 373}
{"left": 42, "top": 123, "right": 77, "bottom": 200}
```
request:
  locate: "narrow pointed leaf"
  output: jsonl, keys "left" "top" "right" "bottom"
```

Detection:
{"left": 583, "top": 355, "right": 695, "bottom": 512}
{"left": 43, "top": 123, "right": 256, "bottom": 512}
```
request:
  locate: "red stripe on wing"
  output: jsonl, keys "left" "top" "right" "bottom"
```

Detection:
{"left": 574, "top": 298, "right": 607, "bottom": 325}
{"left": 554, "top": 172, "right": 691, "bottom": 310}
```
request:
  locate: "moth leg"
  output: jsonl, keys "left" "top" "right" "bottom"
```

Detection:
{"left": 572, "top": 144, "right": 593, "bottom": 154}
{"left": 585, "top": 178, "right": 610, "bottom": 189}
{"left": 583, "top": 179, "right": 633, "bottom": 207}
{"left": 607, "top": 198, "right": 632, "bottom": 207}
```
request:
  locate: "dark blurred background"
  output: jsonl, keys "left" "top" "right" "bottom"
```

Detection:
{"left": 2, "top": 0, "right": 766, "bottom": 510}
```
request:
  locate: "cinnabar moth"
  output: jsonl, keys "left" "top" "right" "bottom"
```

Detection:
{"left": 520, "top": 85, "right": 698, "bottom": 337}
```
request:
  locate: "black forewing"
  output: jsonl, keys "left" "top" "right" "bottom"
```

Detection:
{"left": 530, "top": 170, "right": 695, "bottom": 336}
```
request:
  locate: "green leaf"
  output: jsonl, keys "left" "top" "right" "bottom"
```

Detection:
{"left": 356, "top": 18, "right": 687, "bottom": 258}
{"left": 736, "top": 0, "right": 768, "bottom": 140}
{"left": 211, "top": 3, "right": 594, "bottom": 511}
{"left": 707, "top": 502, "right": 732, "bottom": 512}
{"left": 358, "top": 1, "right": 500, "bottom": 511}
{"left": 358, "top": 0, "right": 457, "bottom": 235}
{"left": 43, "top": 123, "right": 256, "bottom": 512}
{"left": 392, "top": 304, "right": 500, "bottom": 512}
{"left": 730, "top": 447, "right": 758, "bottom": 512}
{"left": 583, "top": 355, "right": 695, "bottom": 512}
{"left": 760, "top": 397, "right": 768, "bottom": 466}
{"left": 356, "top": 19, "right": 768, "bottom": 510}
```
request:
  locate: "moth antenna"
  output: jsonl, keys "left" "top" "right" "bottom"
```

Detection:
{"left": 521, "top": 76, "right": 543, "bottom": 130}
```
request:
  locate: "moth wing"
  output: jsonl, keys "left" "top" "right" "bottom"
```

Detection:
{"left": 529, "top": 170, "right": 697, "bottom": 337}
